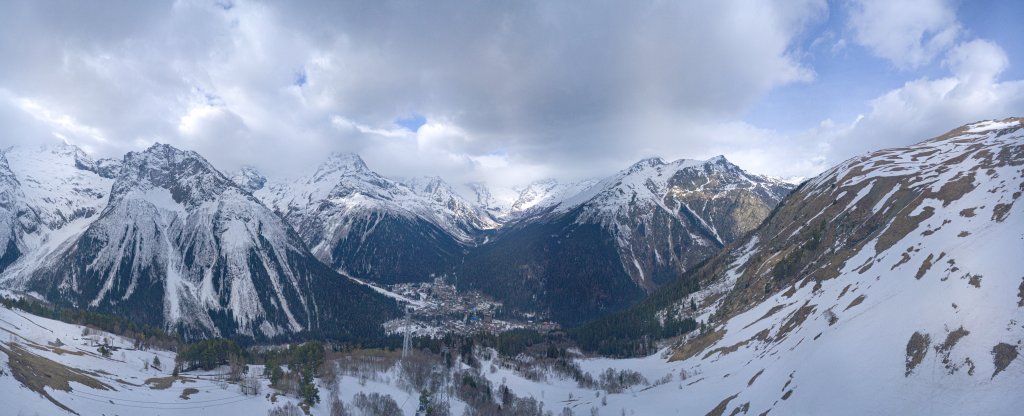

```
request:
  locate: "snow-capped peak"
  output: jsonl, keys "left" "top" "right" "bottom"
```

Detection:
{"left": 230, "top": 166, "right": 268, "bottom": 193}
{"left": 112, "top": 143, "right": 234, "bottom": 209}
{"left": 312, "top": 152, "right": 371, "bottom": 181}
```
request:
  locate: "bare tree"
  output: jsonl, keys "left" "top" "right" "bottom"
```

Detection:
{"left": 267, "top": 402, "right": 303, "bottom": 416}
{"left": 330, "top": 397, "right": 350, "bottom": 416}
{"left": 321, "top": 360, "right": 340, "bottom": 396}
{"left": 241, "top": 372, "right": 262, "bottom": 396}
{"left": 228, "top": 354, "right": 246, "bottom": 382}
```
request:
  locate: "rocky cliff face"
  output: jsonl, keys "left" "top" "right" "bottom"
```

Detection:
{"left": 6, "top": 144, "right": 398, "bottom": 340}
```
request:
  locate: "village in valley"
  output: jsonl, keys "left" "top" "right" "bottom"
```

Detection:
{"left": 378, "top": 276, "right": 559, "bottom": 337}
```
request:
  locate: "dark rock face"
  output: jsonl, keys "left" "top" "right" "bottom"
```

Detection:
{"left": 459, "top": 156, "right": 792, "bottom": 325}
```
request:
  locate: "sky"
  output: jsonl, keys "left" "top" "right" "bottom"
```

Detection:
{"left": 0, "top": 0, "right": 1021, "bottom": 189}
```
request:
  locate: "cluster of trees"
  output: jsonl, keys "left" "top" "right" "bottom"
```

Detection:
{"left": 457, "top": 218, "right": 648, "bottom": 326}
{"left": 353, "top": 392, "right": 403, "bottom": 415}
{"left": 0, "top": 295, "right": 181, "bottom": 350}
{"left": 174, "top": 338, "right": 328, "bottom": 406}
{"left": 772, "top": 223, "right": 824, "bottom": 281}
{"left": 571, "top": 259, "right": 705, "bottom": 357}
{"left": 261, "top": 341, "right": 326, "bottom": 406}
{"left": 175, "top": 338, "right": 245, "bottom": 371}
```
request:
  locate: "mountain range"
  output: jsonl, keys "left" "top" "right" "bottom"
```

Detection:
{"left": 0, "top": 144, "right": 399, "bottom": 341}
{"left": 0, "top": 118, "right": 1020, "bottom": 415}
{"left": 242, "top": 151, "right": 792, "bottom": 324}
{"left": 0, "top": 138, "right": 793, "bottom": 336}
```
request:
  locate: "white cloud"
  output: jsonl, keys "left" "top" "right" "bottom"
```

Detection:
{"left": 15, "top": 97, "right": 108, "bottom": 144}
{"left": 823, "top": 38, "right": 1024, "bottom": 162}
{"left": 0, "top": 0, "right": 1019, "bottom": 190}
{"left": 848, "top": 0, "right": 961, "bottom": 68}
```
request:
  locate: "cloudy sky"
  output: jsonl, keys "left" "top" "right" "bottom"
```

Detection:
{"left": 1, "top": 0, "right": 1022, "bottom": 188}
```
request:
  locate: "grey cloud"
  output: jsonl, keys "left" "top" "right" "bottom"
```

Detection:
{"left": 1, "top": 0, "right": 1018, "bottom": 190}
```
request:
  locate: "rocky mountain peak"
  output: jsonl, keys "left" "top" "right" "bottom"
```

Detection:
{"left": 112, "top": 143, "right": 234, "bottom": 208}
{"left": 231, "top": 166, "right": 268, "bottom": 193}
{"left": 312, "top": 152, "right": 371, "bottom": 181}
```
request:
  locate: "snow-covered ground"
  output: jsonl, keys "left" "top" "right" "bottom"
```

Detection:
{"left": 0, "top": 305, "right": 302, "bottom": 415}
{"left": 0, "top": 304, "right": 471, "bottom": 415}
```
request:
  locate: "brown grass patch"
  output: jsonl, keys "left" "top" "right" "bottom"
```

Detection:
{"left": 915, "top": 254, "right": 934, "bottom": 280}
{"left": 936, "top": 327, "right": 969, "bottom": 354}
{"left": 705, "top": 393, "right": 739, "bottom": 416}
{"left": 729, "top": 402, "right": 750, "bottom": 416}
{"left": 145, "top": 375, "right": 194, "bottom": 390}
{"left": 776, "top": 303, "right": 816, "bottom": 340}
{"left": 876, "top": 206, "right": 934, "bottom": 255}
{"left": 0, "top": 342, "right": 113, "bottom": 414}
{"left": 935, "top": 327, "right": 970, "bottom": 374}
{"left": 968, "top": 274, "right": 982, "bottom": 288}
{"left": 703, "top": 329, "right": 769, "bottom": 360}
{"left": 837, "top": 284, "right": 852, "bottom": 299}
{"left": 891, "top": 252, "right": 912, "bottom": 270}
{"left": 932, "top": 173, "right": 977, "bottom": 207}
{"left": 180, "top": 387, "right": 199, "bottom": 400}
{"left": 743, "top": 304, "right": 787, "bottom": 330}
{"left": 116, "top": 378, "right": 142, "bottom": 386}
{"left": 992, "top": 203, "right": 1014, "bottom": 222}
{"left": 957, "top": 231, "right": 970, "bottom": 237}
{"left": 991, "top": 343, "right": 1019, "bottom": 379}
{"left": 670, "top": 328, "right": 726, "bottom": 362}
{"left": 747, "top": 369, "right": 764, "bottom": 387}
{"left": 959, "top": 208, "right": 976, "bottom": 217}
{"left": 905, "top": 332, "right": 931, "bottom": 376}
{"left": 856, "top": 257, "right": 875, "bottom": 274}
{"left": 844, "top": 294, "right": 866, "bottom": 312}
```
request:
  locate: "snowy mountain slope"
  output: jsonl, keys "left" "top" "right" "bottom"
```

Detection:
{"left": 0, "top": 152, "right": 26, "bottom": 272}
{"left": 470, "top": 178, "right": 601, "bottom": 221}
{"left": 398, "top": 175, "right": 499, "bottom": 232}
{"left": 0, "top": 304, "right": 326, "bottom": 415}
{"left": 564, "top": 155, "right": 792, "bottom": 287}
{"left": 0, "top": 299, "right": 479, "bottom": 416}
{"left": 7, "top": 144, "right": 398, "bottom": 340}
{"left": 573, "top": 118, "right": 1024, "bottom": 414}
{"left": 0, "top": 144, "right": 116, "bottom": 277}
{"left": 229, "top": 166, "right": 267, "bottom": 193}
{"left": 459, "top": 156, "right": 792, "bottom": 325}
{"left": 252, "top": 153, "right": 494, "bottom": 284}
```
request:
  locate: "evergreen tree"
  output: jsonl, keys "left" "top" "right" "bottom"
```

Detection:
{"left": 417, "top": 389, "right": 432, "bottom": 416}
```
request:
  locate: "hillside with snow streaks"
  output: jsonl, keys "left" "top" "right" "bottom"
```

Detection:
{"left": 0, "top": 144, "right": 116, "bottom": 278}
{"left": 7, "top": 144, "right": 398, "bottom": 340}
{"left": 573, "top": 118, "right": 1024, "bottom": 414}
{"left": 459, "top": 156, "right": 792, "bottom": 325}
{"left": 252, "top": 153, "right": 495, "bottom": 284}
{"left": 565, "top": 155, "right": 792, "bottom": 286}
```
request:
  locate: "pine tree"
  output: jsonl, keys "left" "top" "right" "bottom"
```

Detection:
{"left": 417, "top": 389, "right": 432, "bottom": 415}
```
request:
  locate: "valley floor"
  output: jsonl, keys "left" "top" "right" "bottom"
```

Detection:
{"left": 3, "top": 287, "right": 1021, "bottom": 416}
